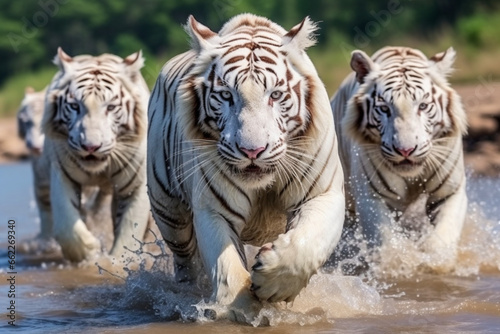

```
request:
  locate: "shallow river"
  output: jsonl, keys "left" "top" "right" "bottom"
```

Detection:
{"left": 1, "top": 162, "right": 499, "bottom": 333}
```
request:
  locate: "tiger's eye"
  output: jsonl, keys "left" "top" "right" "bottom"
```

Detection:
{"left": 419, "top": 103, "right": 428, "bottom": 110}
{"left": 271, "top": 91, "right": 283, "bottom": 100}
{"left": 107, "top": 105, "right": 117, "bottom": 112}
{"left": 220, "top": 91, "right": 232, "bottom": 100}
{"left": 69, "top": 103, "right": 80, "bottom": 111}
{"left": 379, "top": 105, "right": 390, "bottom": 113}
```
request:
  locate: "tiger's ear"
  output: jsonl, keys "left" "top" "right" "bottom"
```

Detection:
{"left": 122, "top": 50, "right": 145, "bottom": 81}
{"left": 282, "top": 16, "right": 318, "bottom": 51}
{"left": 351, "top": 50, "right": 376, "bottom": 84}
{"left": 429, "top": 47, "right": 456, "bottom": 77}
{"left": 25, "top": 86, "right": 35, "bottom": 95}
{"left": 53, "top": 47, "right": 73, "bottom": 73}
{"left": 186, "top": 15, "right": 219, "bottom": 52}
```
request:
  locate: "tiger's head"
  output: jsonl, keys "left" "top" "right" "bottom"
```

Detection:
{"left": 344, "top": 46, "right": 467, "bottom": 178}
{"left": 17, "top": 86, "right": 46, "bottom": 156}
{"left": 43, "top": 48, "right": 149, "bottom": 173}
{"left": 180, "top": 14, "right": 323, "bottom": 188}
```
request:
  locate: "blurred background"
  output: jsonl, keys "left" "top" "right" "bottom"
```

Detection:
{"left": 0, "top": 0, "right": 499, "bottom": 174}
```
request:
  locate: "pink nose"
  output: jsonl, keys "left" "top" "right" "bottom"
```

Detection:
{"left": 239, "top": 146, "right": 266, "bottom": 159}
{"left": 395, "top": 145, "right": 416, "bottom": 158}
{"left": 82, "top": 143, "right": 102, "bottom": 153}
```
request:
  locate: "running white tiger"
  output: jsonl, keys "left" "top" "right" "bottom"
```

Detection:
{"left": 40, "top": 48, "right": 151, "bottom": 262}
{"left": 147, "top": 14, "right": 345, "bottom": 318}
{"left": 17, "top": 86, "right": 57, "bottom": 247}
{"left": 330, "top": 46, "right": 468, "bottom": 271}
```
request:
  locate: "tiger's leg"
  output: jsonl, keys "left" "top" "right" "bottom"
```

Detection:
{"left": 34, "top": 170, "right": 52, "bottom": 239}
{"left": 82, "top": 187, "right": 113, "bottom": 251}
{"left": 349, "top": 164, "right": 395, "bottom": 249}
{"left": 251, "top": 190, "right": 345, "bottom": 303}
{"left": 110, "top": 184, "right": 150, "bottom": 258}
{"left": 18, "top": 165, "right": 59, "bottom": 254}
{"left": 149, "top": 194, "right": 201, "bottom": 283}
{"left": 50, "top": 162, "right": 101, "bottom": 261}
{"left": 424, "top": 181, "right": 467, "bottom": 271}
{"left": 194, "top": 209, "right": 260, "bottom": 320}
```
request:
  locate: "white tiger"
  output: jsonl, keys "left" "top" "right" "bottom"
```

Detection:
{"left": 330, "top": 46, "right": 468, "bottom": 271}
{"left": 40, "top": 48, "right": 151, "bottom": 262}
{"left": 17, "top": 86, "right": 46, "bottom": 157}
{"left": 147, "top": 14, "right": 345, "bottom": 319}
{"left": 17, "top": 86, "right": 57, "bottom": 249}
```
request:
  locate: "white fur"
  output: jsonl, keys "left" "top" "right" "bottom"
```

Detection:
{"left": 331, "top": 46, "right": 468, "bottom": 272}
{"left": 148, "top": 14, "right": 345, "bottom": 320}
{"left": 40, "top": 48, "right": 151, "bottom": 262}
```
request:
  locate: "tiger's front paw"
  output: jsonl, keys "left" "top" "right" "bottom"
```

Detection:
{"left": 56, "top": 221, "right": 101, "bottom": 262}
{"left": 421, "top": 234, "right": 457, "bottom": 273}
{"left": 250, "top": 242, "right": 311, "bottom": 303}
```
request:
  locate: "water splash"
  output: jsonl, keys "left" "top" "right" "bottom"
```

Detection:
{"left": 76, "top": 177, "right": 500, "bottom": 327}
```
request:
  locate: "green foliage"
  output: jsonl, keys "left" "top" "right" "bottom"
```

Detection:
{"left": 0, "top": 68, "right": 56, "bottom": 117}
{"left": 0, "top": 0, "right": 499, "bottom": 117}
{"left": 457, "top": 11, "right": 500, "bottom": 49}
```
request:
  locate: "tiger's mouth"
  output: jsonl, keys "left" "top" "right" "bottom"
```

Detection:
{"left": 393, "top": 158, "right": 422, "bottom": 167}
{"left": 79, "top": 154, "right": 108, "bottom": 163}
{"left": 230, "top": 163, "right": 275, "bottom": 180}
{"left": 243, "top": 164, "right": 265, "bottom": 174}
{"left": 390, "top": 158, "right": 425, "bottom": 173}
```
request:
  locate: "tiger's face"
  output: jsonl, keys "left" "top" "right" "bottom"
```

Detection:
{"left": 188, "top": 16, "right": 314, "bottom": 188}
{"left": 60, "top": 82, "right": 132, "bottom": 172}
{"left": 45, "top": 49, "right": 147, "bottom": 174}
{"left": 346, "top": 47, "right": 466, "bottom": 178}
{"left": 17, "top": 87, "right": 46, "bottom": 156}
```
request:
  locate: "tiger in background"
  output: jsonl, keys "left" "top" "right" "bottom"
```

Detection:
{"left": 330, "top": 46, "right": 468, "bottom": 272}
{"left": 147, "top": 14, "right": 345, "bottom": 320}
{"left": 39, "top": 48, "right": 151, "bottom": 262}
{"left": 17, "top": 86, "right": 46, "bottom": 157}
{"left": 17, "top": 86, "right": 59, "bottom": 251}
{"left": 17, "top": 86, "right": 116, "bottom": 254}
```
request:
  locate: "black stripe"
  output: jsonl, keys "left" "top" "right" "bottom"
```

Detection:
{"left": 213, "top": 163, "right": 251, "bottom": 207}
{"left": 201, "top": 167, "right": 246, "bottom": 222}
{"left": 59, "top": 165, "right": 81, "bottom": 209}
{"left": 117, "top": 156, "right": 144, "bottom": 194}
{"left": 427, "top": 151, "right": 461, "bottom": 195}
{"left": 219, "top": 212, "right": 247, "bottom": 268}
{"left": 151, "top": 162, "right": 172, "bottom": 198}
{"left": 297, "top": 139, "right": 336, "bottom": 207}
{"left": 164, "top": 229, "right": 195, "bottom": 257}
{"left": 359, "top": 154, "right": 399, "bottom": 198}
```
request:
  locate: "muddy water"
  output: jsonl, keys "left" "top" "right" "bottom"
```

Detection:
{"left": 1, "top": 162, "right": 500, "bottom": 333}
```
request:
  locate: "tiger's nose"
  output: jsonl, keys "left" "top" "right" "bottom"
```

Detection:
{"left": 394, "top": 145, "right": 416, "bottom": 158}
{"left": 238, "top": 145, "right": 266, "bottom": 159}
{"left": 82, "top": 143, "right": 102, "bottom": 153}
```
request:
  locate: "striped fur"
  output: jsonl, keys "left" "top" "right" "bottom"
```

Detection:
{"left": 331, "top": 46, "right": 468, "bottom": 271}
{"left": 17, "top": 86, "right": 46, "bottom": 156}
{"left": 17, "top": 87, "right": 55, "bottom": 243}
{"left": 39, "top": 48, "right": 151, "bottom": 262}
{"left": 147, "top": 14, "right": 345, "bottom": 316}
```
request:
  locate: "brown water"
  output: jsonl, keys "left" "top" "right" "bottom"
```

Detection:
{"left": 1, "top": 162, "right": 500, "bottom": 333}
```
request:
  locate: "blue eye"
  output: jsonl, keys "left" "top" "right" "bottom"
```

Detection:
{"left": 379, "top": 105, "right": 390, "bottom": 113}
{"left": 69, "top": 103, "right": 80, "bottom": 111}
{"left": 419, "top": 103, "right": 428, "bottom": 110}
{"left": 271, "top": 91, "right": 283, "bottom": 100}
{"left": 220, "top": 91, "right": 232, "bottom": 101}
